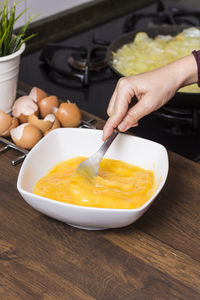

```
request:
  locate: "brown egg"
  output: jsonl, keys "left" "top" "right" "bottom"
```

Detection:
{"left": 0, "top": 110, "right": 12, "bottom": 134}
{"left": 1, "top": 117, "right": 19, "bottom": 137}
{"left": 11, "top": 123, "right": 43, "bottom": 150}
{"left": 28, "top": 114, "right": 54, "bottom": 133}
{"left": 38, "top": 96, "right": 59, "bottom": 118}
{"left": 55, "top": 101, "right": 81, "bottom": 127}
{"left": 29, "top": 87, "right": 48, "bottom": 103}
{"left": 12, "top": 96, "right": 39, "bottom": 123}
{"left": 44, "top": 117, "right": 60, "bottom": 135}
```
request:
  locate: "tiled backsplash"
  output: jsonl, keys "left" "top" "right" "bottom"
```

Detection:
{"left": 0, "top": 0, "right": 94, "bottom": 29}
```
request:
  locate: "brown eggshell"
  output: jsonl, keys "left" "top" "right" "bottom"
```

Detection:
{"left": 28, "top": 114, "right": 53, "bottom": 133}
{"left": 29, "top": 87, "right": 48, "bottom": 103}
{"left": 12, "top": 96, "right": 39, "bottom": 123}
{"left": 38, "top": 96, "right": 59, "bottom": 118}
{"left": 44, "top": 117, "right": 60, "bottom": 135}
{"left": 1, "top": 117, "right": 19, "bottom": 137}
{"left": 0, "top": 110, "right": 12, "bottom": 135}
{"left": 55, "top": 101, "right": 81, "bottom": 127}
{"left": 11, "top": 123, "right": 43, "bottom": 150}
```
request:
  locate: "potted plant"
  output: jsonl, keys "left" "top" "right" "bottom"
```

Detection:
{"left": 0, "top": 0, "right": 37, "bottom": 113}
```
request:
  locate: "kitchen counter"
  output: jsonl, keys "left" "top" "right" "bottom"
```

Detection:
{"left": 0, "top": 82, "right": 200, "bottom": 299}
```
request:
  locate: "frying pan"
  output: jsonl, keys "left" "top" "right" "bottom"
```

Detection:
{"left": 106, "top": 25, "right": 200, "bottom": 109}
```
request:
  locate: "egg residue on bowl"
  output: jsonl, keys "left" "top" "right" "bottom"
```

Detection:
{"left": 113, "top": 27, "right": 200, "bottom": 93}
{"left": 33, "top": 156, "right": 155, "bottom": 209}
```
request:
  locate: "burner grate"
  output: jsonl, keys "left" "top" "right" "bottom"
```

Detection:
{"left": 154, "top": 106, "right": 200, "bottom": 135}
{"left": 123, "top": 0, "right": 200, "bottom": 32}
{"left": 40, "top": 32, "right": 113, "bottom": 88}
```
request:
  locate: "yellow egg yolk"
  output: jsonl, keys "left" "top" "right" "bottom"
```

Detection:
{"left": 33, "top": 157, "right": 155, "bottom": 209}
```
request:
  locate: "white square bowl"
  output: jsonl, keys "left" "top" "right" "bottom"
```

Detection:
{"left": 17, "top": 128, "right": 169, "bottom": 230}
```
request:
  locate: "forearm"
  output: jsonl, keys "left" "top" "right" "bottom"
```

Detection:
{"left": 164, "top": 53, "right": 198, "bottom": 89}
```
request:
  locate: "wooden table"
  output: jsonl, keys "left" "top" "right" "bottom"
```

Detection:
{"left": 1, "top": 83, "right": 200, "bottom": 299}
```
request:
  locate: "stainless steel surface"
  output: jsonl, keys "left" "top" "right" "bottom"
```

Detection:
{"left": 77, "top": 130, "right": 119, "bottom": 177}
{"left": 0, "top": 137, "right": 28, "bottom": 165}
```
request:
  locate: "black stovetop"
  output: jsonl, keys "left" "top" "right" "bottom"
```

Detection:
{"left": 19, "top": 1, "right": 200, "bottom": 162}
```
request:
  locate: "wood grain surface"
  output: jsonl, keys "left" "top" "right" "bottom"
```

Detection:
{"left": 0, "top": 82, "right": 200, "bottom": 299}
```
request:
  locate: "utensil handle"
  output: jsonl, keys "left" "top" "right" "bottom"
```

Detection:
{"left": 99, "top": 130, "right": 119, "bottom": 157}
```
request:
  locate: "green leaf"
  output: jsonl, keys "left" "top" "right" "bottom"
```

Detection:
{"left": 0, "top": 0, "right": 38, "bottom": 57}
{"left": 8, "top": 34, "right": 23, "bottom": 54}
{"left": 18, "top": 33, "right": 37, "bottom": 48}
{"left": 0, "top": 26, "right": 9, "bottom": 56}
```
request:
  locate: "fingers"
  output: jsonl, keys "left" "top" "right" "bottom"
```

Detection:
{"left": 103, "top": 78, "right": 135, "bottom": 140}
{"left": 109, "top": 79, "right": 135, "bottom": 123}
{"left": 118, "top": 94, "right": 156, "bottom": 132}
{"left": 107, "top": 78, "right": 134, "bottom": 116}
{"left": 107, "top": 87, "right": 117, "bottom": 116}
{"left": 103, "top": 92, "right": 157, "bottom": 140}
{"left": 102, "top": 115, "right": 117, "bottom": 141}
{"left": 103, "top": 63, "right": 180, "bottom": 141}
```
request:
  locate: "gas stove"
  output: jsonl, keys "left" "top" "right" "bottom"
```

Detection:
{"left": 19, "top": 0, "right": 200, "bottom": 162}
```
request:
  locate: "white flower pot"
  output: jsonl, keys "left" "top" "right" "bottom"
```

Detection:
{"left": 0, "top": 43, "right": 25, "bottom": 113}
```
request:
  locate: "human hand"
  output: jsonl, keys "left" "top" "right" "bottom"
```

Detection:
{"left": 102, "top": 54, "right": 198, "bottom": 140}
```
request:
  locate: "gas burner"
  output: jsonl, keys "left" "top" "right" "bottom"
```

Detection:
{"left": 154, "top": 106, "right": 200, "bottom": 135}
{"left": 40, "top": 33, "right": 112, "bottom": 87}
{"left": 123, "top": 0, "right": 200, "bottom": 32}
{"left": 68, "top": 49, "right": 107, "bottom": 71}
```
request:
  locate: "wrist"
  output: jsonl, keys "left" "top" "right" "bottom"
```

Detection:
{"left": 176, "top": 54, "right": 198, "bottom": 88}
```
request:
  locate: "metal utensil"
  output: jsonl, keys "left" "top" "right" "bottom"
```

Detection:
{"left": 76, "top": 130, "right": 119, "bottom": 177}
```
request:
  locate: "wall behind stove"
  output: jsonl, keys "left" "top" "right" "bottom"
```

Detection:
{"left": 0, "top": 0, "right": 94, "bottom": 29}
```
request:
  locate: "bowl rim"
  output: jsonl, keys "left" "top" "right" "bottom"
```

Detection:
{"left": 17, "top": 128, "right": 169, "bottom": 213}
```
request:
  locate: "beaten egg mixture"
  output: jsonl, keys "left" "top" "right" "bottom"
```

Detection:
{"left": 33, "top": 156, "right": 155, "bottom": 209}
{"left": 113, "top": 27, "right": 200, "bottom": 93}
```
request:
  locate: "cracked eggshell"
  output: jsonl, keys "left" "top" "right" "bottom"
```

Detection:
{"left": 38, "top": 95, "right": 59, "bottom": 118}
{"left": 1, "top": 117, "right": 19, "bottom": 137}
{"left": 28, "top": 114, "right": 53, "bottom": 133}
{"left": 12, "top": 96, "right": 39, "bottom": 123}
{"left": 11, "top": 123, "right": 43, "bottom": 150}
{"left": 55, "top": 101, "right": 81, "bottom": 127}
{"left": 0, "top": 110, "right": 12, "bottom": 135}
{"left": 44, "top": 116, "right": 60, "bottom": 135}
{"left": 29, "top": 87, "right": 48, "bottom": 103}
